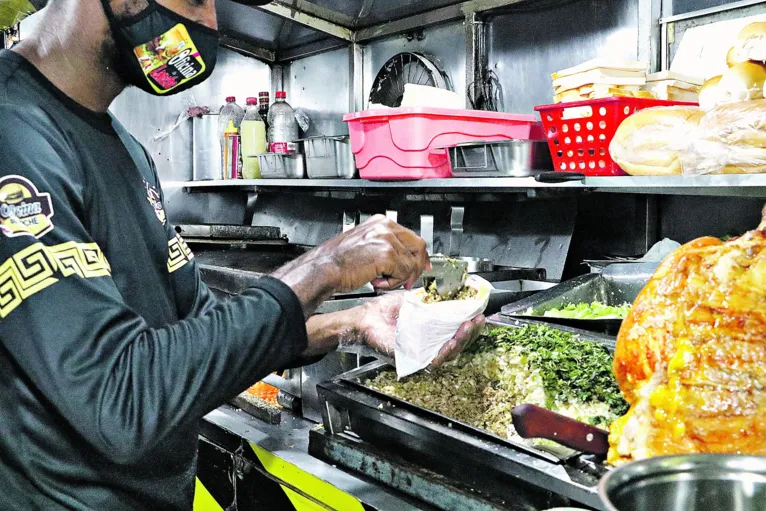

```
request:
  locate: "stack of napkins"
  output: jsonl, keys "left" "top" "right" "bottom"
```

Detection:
{"left": 552, "top": 59, "right": 650, "bottom": 103}
{"left": 642, "top": 71, "right": 703, "bottom": 102}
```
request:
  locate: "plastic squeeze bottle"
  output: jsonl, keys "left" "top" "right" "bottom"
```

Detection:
{"left": 222, "top": 120, "right": 242, "bottom": 180}
{"left": 241, "top": 97, "right": 268, "bottom": 179}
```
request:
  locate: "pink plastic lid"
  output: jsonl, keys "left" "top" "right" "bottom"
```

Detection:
{"left": 343, "top": 107, "right": 538, "bottom": 123}
{"left": 226, "top": 96, "right": 236, "bottom": 103}
{"left": 276, "top": 91, "right": 287, "bottom": 99}
{"left": 246, "top": 97, "right": 258, "bottom": 105}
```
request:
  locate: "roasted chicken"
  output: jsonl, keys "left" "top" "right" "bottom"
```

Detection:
{"left": 608, "top": 206, "right": 766, "bottom": 465}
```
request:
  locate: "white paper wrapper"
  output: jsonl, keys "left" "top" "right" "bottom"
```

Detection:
{"left": 394, "top": 275, "right": 492, "bottom": 379}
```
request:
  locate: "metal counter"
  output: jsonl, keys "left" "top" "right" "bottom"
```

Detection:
{"left": 198, "top": 405, "right": 436, "bottom": 511}
{"left": 199, "top": 403, "right": 585, "bottom": 511}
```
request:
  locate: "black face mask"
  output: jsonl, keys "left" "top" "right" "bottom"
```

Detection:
{"left": 100, "top": 0, "right": 219, "bottom": 95}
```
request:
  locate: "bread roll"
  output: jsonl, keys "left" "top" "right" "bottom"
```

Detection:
{"left": 699, "top": 75, "right": 722, "bottom": 111}
{"left": 732, "top": 22, "right": 766, "bottom": 63}
{"left": 610, "top": 107, "right": 703, "bottom": 176}
{"left": 718, "top": 62, "right": 766, "bottom": 103}
{"left": 727, "top": 47, "right": 737, "bottom": 68}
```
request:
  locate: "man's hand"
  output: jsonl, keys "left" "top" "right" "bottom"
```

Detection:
{"left": 357, "top": 294, "right": 486, "bottom": 369}
{"left": 273, "top": 215, "right": 430, "bottom": 317}
{"left": 318, "top": 215, "right": 430, "bottom": 292}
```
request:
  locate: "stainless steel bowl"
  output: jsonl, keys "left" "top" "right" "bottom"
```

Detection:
{"left": 599, "top": 455, "right": 766, "bottom": 511}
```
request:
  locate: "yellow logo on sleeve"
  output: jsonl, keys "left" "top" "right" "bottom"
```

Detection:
{"left": 0, "top": 176, "right": 54, "bottom": 239}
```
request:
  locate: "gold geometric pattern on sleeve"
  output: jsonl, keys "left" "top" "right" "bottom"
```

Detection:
{"left": 167, "top": 233, "right": 194, "bottom": 274}
{"left": 0, "top": 241, "right": 111, "bottom": 319}
{"left": 48, "top": 241, "right": 112, "bottom": 279}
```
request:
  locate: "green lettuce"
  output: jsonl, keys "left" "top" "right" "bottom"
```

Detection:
{"left": 528, "top": 301, "right": 631, "bottom": 320}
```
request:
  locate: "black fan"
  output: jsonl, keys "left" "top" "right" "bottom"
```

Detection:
{"left": 368, "top": 52, "right": 452, "bottom": 108}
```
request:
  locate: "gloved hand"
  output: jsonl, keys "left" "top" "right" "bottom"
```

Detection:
{"left": 357, "top": 293, "right": 486, "bottom": 369}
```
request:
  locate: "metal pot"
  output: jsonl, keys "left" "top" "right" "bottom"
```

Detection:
{"left": 599, "top": 455, "right": 766, "bottom": 511}
{"left": 192, "top": 113, "right": 222, "bottom": 181}
{"left": 457, "top": 257, "right": 495, "bottom": 273}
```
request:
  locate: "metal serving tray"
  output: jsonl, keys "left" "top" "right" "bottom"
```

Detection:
{"left": 300, "top": 136, "right": 357, "bottom": 179}
{"left": 448, "top": 140, "right": 553, "bottom": 177}
{"left": 257, "top": 153, "right": 306, "bottom": 179}
{"left": 500, "top": 263, "right": 658, "bottom": 335}
{"left": 317, "top": 316, "right": 615, "bottom": 510}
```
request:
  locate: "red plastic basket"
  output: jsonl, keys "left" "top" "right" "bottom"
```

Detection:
{"left": 535, "top": 98, "right": 697, "bottom": 176}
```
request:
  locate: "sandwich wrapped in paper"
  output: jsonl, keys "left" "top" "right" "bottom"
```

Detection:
{"left": 395, "top": 275, "right": 491, "bottom": 378}
{"left": 610, "top": 99, "right": 766, "bottom": 176}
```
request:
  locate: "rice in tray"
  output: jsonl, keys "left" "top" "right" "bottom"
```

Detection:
{"left": 366, "top": 324, "right": 628, "bottom": 442}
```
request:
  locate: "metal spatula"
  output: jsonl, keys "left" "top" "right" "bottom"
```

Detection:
{"left": 421, "top": 256, "right": 468, "bottom": 299}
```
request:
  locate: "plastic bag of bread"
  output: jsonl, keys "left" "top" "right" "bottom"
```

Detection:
{"left": 394, "top": 275, "right": 491, "bottom": 378}
{"left": 610, "top": 100, "right": 766, "bottom": 176}
{"left": 684, "top": 99, "right": 766, "bottom": 175}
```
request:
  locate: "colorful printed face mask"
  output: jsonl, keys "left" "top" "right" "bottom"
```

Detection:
{"left": 100, "top": 0, "right": 219, "bottom": 95}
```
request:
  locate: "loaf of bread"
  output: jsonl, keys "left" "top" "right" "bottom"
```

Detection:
{"left": 610, "top": 107, "right": 703, "bottom": 176}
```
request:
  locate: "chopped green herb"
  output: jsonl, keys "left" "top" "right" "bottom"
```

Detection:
{"left": 367, "top": 324, "right": 628, "bottom": 441}
{"left": 486, "top": 325, "right": 629, "bottom": 414}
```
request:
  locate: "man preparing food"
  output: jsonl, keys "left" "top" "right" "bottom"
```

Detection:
{"left": 0, "top": 0, "right": 485, "bottom": 509}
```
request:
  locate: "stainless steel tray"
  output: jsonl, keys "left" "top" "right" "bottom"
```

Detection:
{"left": 500, "top": 263, "right": 658, "bottom": 335}
{"left": 300, "top": 136, "right": 357, "bottom": 179}
{"left": 257, "top": 153, "right": 306, "bottom": 179}
{"left": 317, "top": 316, "right": 614, "bottom": 510}
{"left": 448, "top": 140, "right": 553, "bottom": 177}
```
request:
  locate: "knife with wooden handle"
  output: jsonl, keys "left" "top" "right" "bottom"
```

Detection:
{"left": 512, "top": 404, "right": 610, "bottom": 455}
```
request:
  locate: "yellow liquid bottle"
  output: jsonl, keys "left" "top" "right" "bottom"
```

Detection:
{"left": 241, "top": 98, "right": 268, "bottom": 179}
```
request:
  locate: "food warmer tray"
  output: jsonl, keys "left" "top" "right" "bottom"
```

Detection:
{"left": 316, "top": 316, "right": 616, "bottom": 511}
{"left": 500, "top": 263, "right": 658, "bottom": 335}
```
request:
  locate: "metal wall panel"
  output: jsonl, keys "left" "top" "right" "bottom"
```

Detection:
{"left": 111, "top": 48, "right": 269, "bottom": 223}
{"left": 659, "top": 196, "right": 765, "bottom": 241}
{"left": 294, "top": 0, "right": 465, "bottom": 28}
{"left": 670, "top": 0, "right": 741, "bottom": 15}
{"left": 288, "top": 47, "right": 351, "bottom": 137}
{"left": 363, "top": 21, "right": 467, "bottom": 106}
{"left": 250, "top": 193, "right": 577, "bottom": 280}
{"left": 217, "top": 0, "right": 343, "bottom": 53}
{"left": 487, "top": 0, "right": 638, "bottom": 114}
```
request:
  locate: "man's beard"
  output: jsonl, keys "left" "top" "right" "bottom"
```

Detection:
{"left": 97, "top": 28, "right": 128, "bottom": 88}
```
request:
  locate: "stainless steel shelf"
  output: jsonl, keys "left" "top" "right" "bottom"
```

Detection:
{"left": 175, "top": 174, "right": 766, "bottom": 197}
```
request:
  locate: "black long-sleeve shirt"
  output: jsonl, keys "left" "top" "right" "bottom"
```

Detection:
{"left": 0, "top": 50, "right": 308, "bottom": 510}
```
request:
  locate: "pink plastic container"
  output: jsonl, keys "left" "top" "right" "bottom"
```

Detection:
{"left": 344, "top": 107, "right": 543, "bottom": 180}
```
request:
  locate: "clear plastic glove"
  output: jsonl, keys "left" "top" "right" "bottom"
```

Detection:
{"left": 357, "top": 293, "right": 486, "bottom": 369}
